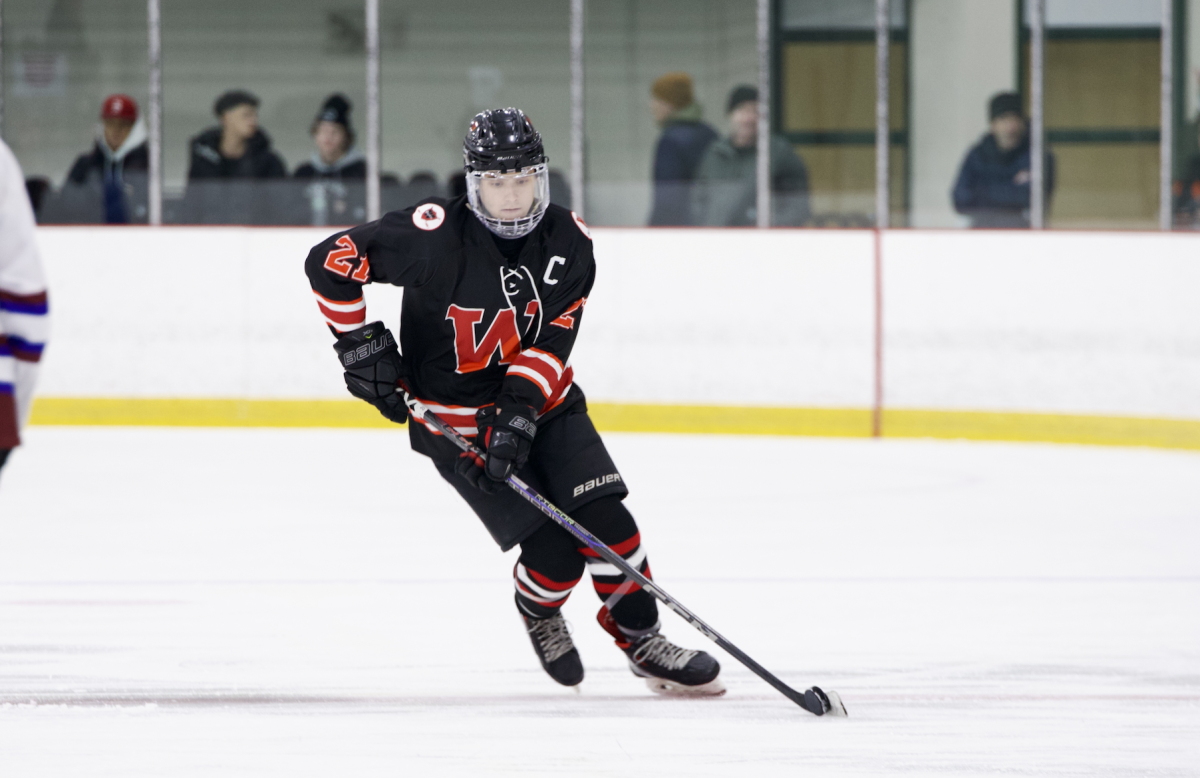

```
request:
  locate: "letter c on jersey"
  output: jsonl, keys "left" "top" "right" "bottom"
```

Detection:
{"left": 445, "top": 305, "right": 521, "bottom": 374}
{"left": 543, "top": 256, "right": 566, "bottom": 285}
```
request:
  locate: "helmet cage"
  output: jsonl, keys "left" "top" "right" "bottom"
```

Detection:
{"left": 466, "top": 163, "right": 550, "bottom": 239}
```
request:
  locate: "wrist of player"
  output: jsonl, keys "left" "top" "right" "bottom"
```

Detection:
{"left": 477, "top": 404, "right": 537, "bottom": 483}
{"left": 333, "top": 321, "right": 410, "bottom": 424}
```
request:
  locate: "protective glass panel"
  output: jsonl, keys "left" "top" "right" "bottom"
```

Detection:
{"left": 1174, "top": 0, "right": 1199, "bottom": 230}
{"left": 908, "top": 2, "right": 1019, "bottom": 228}
{"left": 781, "top": 0, "right": 906, "bottom": 31}
{"left": 1023, "top": 0, "right": 1163, "bottom": 28}
{"left": 779, "top": 12, "right": 906, "bottom": 227}
{"left": 584, "top": 0, "right": 772, "bottom": 227}
{"left": 2, "top": 0, "right": 150, "bottom": 224}
{"left": 1023, "top": 20, "right": 1162, "bottom": 229}
{"left": 160, "top": 0, "right": 367, "bottom": 225}
{"left": 379, "top": 1, "right": 571, "bottom": 218}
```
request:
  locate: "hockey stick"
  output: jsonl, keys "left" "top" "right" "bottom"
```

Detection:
{"left": 409, "top": 399, "right": 847, "bottom": 717}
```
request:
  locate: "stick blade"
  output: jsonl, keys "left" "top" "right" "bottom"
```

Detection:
{"left": 803, "top": 686, "right": 849, "bottom": 717}
{"left": 822, "top": 688, "right": 849, "bottom": 717}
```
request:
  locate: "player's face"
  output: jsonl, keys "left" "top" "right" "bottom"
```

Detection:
{"left": 478, "top": 170, "right": 538, "bottom": 221}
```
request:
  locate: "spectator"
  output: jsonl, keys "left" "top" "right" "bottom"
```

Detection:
{"left": 24, "top": 177, "right": 51, "bottom": 221}
{"left": 188, "top": 90, "right": 287, "bottom": 181}
{"left": 647, "top": 72, "right": 717, "bottom": 225}
{"left": 294, "top": 94, "right": 366, "bottom": 180}
{"left": 294, "top": 94, "right": 366, "bottom": 225}
{"left": 952, "top": 92, "right": 1055, "bottom": 228}
{"left": 56, "top": 94, "right": 149, "bottom": 224}
{"left": 1173, "top": 120, "right": 1200, "bottom": 227}
{"left": 693, "top": 85, "right": 810, "bottom": 227}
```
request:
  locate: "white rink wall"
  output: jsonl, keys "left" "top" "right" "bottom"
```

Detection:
{"left": 33, "top": 226, "right": 1200, "bottom": 421}
{"left": 883, "top": 231, "right": 1200, "bottom": 420}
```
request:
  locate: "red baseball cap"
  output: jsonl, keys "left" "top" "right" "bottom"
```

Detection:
{"left": 101, "top": 94, "right": 138, "bottom": 122}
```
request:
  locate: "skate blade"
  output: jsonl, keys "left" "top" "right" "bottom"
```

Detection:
{"left": 644, "top": 676, "right": 727, "bottom": 697}
{"left": 823, "top": 689, "right": 848, "bottom": 717}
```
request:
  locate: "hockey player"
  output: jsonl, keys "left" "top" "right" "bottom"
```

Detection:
{"left": 0, "top": 139, "right": 50, "bottom": 481}
{"left": 305, "top": 108, "right": 723, "bottom": 695}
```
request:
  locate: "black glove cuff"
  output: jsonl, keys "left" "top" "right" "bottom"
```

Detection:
{"left": 333, "top": 321, "right": 397, "bottom": 367}
{"left": 475, "top": 405, "right": 538, "bottom": 442}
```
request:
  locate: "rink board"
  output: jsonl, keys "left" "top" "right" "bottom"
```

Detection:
{"left": 27, "top": 225, "right": 1200, "bottom": 449}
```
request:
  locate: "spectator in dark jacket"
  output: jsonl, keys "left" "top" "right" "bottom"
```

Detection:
{"left": 648, "top": 72, "right": 718, "bottom": 226}
{"left": 693, "top": 85, "right": 811, "bottom": 227}
{"left": 187, "top": 90, "right": 287, "bottom": 181}
{"left": 952, "top": 92, "right": 1055, "bottom": 228}
{"left": 56, "top": 94, "right": 149, "bottom": 223}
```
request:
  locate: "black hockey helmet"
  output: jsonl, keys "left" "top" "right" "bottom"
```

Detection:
{"left": 463, "top": 108, "right": 551, "bottom": 238}
{"left": 463, "top": 107, "right": 546, "bottom": 173}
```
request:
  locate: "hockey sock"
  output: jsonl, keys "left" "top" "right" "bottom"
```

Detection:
{"left": 571, "top": 496, "right": 659, "bottom": 632}
{"left": 514, "top": 520, "right": 587, "bottom": 619}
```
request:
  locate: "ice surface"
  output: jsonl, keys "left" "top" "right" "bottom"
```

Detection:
{"left": 1, "top": 428, "right": 1197, "bottom": 777}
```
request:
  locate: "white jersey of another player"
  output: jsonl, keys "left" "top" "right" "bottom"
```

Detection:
{"left": 0, "top": 138, "right": 49, "bottom": 463}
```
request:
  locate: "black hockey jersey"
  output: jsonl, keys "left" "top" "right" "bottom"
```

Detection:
{"left": 305, "top": 195, "right": 594, "bottom": 444}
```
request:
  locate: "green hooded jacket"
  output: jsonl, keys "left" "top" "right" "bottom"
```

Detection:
{"left": 692, "top": 135, "right": 811, "bottom": 227}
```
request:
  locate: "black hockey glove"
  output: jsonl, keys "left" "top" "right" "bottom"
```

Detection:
{"left": 454, "top": 405, "right": 537, "bottom": 493}
{"left": 333, "top": 321, "right": 410, "bottom": 424}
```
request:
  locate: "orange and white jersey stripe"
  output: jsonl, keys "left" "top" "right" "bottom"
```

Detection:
{"left": 313, "top": 290, "right": 366, "bottom": 333}
{"left": 506, "top": 347, "right": 574, "bottom": 405}
{"left": 409, "top": 397, "right": 484, "bottom": 437}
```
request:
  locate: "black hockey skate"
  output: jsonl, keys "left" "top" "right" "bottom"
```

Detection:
{"left": 520, "top": 606, "right": 584, "bottom": 687}
{"left": 598, "top": 607, "right": 725, "bottom": 696}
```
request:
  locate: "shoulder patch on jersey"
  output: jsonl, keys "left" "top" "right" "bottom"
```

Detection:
{"left": 571, "top": 211, "right": 591, "bottom": 240}
{"left": 413, "top": 203, "right": 446, "bottom": 231}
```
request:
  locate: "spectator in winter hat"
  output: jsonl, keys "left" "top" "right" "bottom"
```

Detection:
{"left": 295, "top": 94, "right": 366, "bottom": 180}
{"left": 647, "top": 72, "right": 717, "bottom": 226}
{"left": 293, "top": 94, "right": 368, "bottom": 225}
{"left": 56, "top": 93, "right": 149, "bottom": 223}
{"left": 952, "top": 91, "right": 1056, "bottom": 228}
{"left": 187, "top": 89, "right": 287, "bottom": 181}
{"left": 692, "top": 85, "right": 810, "bottom": 227}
